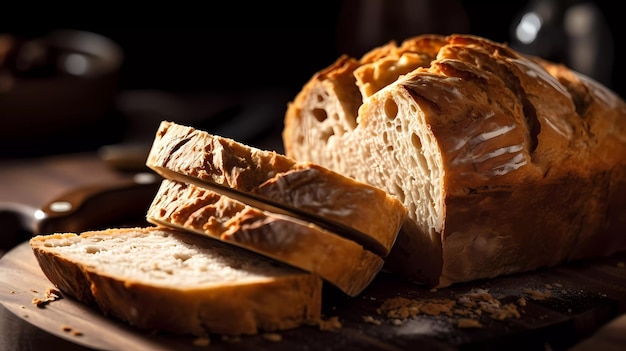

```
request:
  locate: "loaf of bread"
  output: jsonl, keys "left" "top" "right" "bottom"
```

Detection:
{"left": 283, "top": 33, "right": 626, "bottom": 288}
{"left": 146, "top": 120, "right": 407, "bottom": 257}
{"left": 29, "top": 227, "right": 322, "bottom": 336}
{"left": 147, "top": 178, "right": 384, "bottom": 296}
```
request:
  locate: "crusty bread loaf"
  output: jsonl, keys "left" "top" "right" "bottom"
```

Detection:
{"left": 29, "top": 227, "right": 322, "bottom": 336}
{"left": 146, "top": 120, "right": 407, "bottom": 257}
{"left": 147, "top": 178, "right": 384, "bottom": 296}
{"left": 283, "top": 33, "right": 626, "bottom": 288}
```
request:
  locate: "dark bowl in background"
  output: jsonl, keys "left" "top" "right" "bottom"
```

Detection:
{"left": 0, "top": 30, "right": 124, "bottom": 157}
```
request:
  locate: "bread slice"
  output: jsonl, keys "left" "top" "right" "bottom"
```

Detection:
{"left": 29, "top": 227, "right": 323, "bottom": 336}
{"left": 147, "top": 178, "right": 384, "bottom": 297}
{"left": 282, "top": 33, "right": 626, "bottom": 288}
{"left": 146, "top": 120, "right": 407, "bottom": 258}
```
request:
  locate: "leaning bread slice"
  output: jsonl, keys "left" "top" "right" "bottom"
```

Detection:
{"left": 146, "top": 120, "right": 407, "bottom": 257}
{"left": 29, "top": 227, "right": 323, "bottom": 336}
{"left": 147, "top": 179, "right": 384, "bottom": 297}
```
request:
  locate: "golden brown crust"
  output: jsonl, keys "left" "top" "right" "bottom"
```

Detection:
{"left": 282, "top": 33, "right": 626, "bottom": 288}
{"left": 146, "top": 120, "right": 407, "bottom": 257}
{"left": 146, "top": 179, "right": 384, "bottom": 296}
{"left": 29, "top": 228, "right": 323, "bottom": 336}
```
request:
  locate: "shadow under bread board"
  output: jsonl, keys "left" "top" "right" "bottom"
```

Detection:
{"left": 1, "top": 241, "right": 625, "bottom": 351}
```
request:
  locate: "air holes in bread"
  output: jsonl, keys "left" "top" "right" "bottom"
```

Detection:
{"left": 315, "top": 93, "right": 325, "bottom": 103}
{"left": 384, "top": 98, "right": 398, "bottom": 120}
{"left": 84, "top": 246, "right": 101, "bottom": 254}
{"left": 320, "top": 127, "right": 334, "bottom": 143}
{"left": 411, "top": 132, "right": 422, "bottom": 150}
{"left": 313, "top": 108, "right": 327, "bottom": 123}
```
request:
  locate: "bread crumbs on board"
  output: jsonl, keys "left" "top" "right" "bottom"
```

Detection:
{"left": 376, "top": 288, "right": 525, "bottom": 328}
{"left": 521, "top": 288, "right": 552, "bottom": 300}
{"left": 262, "top": 333, "right": 283, "bottom": 342}
{"left": 193, "top": 336, "right": 210, "bottom": 346}
{"left": 457, "top": 318, "right": 483, "bottom": 328}
{"left": 32, "top": 287, "right": 62, "bottom": 308}
{"left": 317, "top": 316, "right": 342, "bottom": 331}
{"left": 221, "top": 335, "right": 241, "bottom": 343}
{"left": 61, "top": 325, "right": 83, "bottom": 336}
{"left": 362, "top": 315, "right": 382, "bottom": 325}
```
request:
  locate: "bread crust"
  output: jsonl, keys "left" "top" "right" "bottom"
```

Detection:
{"left": 282, "top": 33, "right": 626, "bottom": 287}
{"left": 146, "top": 120, "right": 407, "bottom": 257}
{"left": 29, "top": 227, "right": 323, "bottom": 336}
{"left": 147, "top": 179, "right": 384, "bottom": 296}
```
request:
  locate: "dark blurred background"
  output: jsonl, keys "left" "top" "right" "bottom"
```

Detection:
{"left": 0, "top": 0, "right": 622, "bottom": 160}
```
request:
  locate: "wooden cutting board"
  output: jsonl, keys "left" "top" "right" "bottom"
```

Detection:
{"left": 1, "top": 241, "right": 625, "bottom": 351}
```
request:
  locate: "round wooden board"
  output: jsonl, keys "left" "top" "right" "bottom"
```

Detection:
{"left": 3, "top": 240, "right": 626, "bottom": 351}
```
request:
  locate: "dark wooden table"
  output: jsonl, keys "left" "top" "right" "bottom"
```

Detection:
{"left": 1, "top": 152, "right": 625, "bottom": 351}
